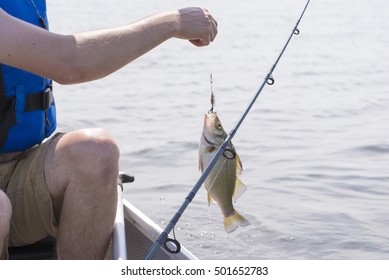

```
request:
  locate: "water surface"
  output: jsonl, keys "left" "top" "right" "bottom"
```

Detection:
{"left": 48, "top": 0, "right": 389, "bottom": 259}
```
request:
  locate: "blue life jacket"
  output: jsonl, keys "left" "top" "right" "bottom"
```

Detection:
{"left": 0, "top": 0, "right": 56, "bottom": 154}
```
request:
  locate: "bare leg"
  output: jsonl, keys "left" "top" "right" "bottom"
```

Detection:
{"left": 45, "top": 128, "right": 120, "bottom": 259}
{"left": 0, "top": 190, "right": 12, "bottom": 259}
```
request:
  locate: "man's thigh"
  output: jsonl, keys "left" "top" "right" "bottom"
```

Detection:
{"left": 6, "top": 134, "right": 62, "bottom": 247}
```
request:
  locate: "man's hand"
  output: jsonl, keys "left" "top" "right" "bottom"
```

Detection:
{"left": 176, "top": 7, "right": 218, "bottom": 47}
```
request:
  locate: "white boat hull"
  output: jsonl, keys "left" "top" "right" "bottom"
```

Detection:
{"left": 116, "top": 198, "right": 197, "bottom": 260}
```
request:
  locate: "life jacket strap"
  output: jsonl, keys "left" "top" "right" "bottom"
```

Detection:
{"left": 25, "top": 87, "right": 53, "bottom": 112}
{"left": 0, "top": 86, "right": 54, "bottom": 127}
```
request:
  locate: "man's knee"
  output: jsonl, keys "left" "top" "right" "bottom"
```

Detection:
{"left": 46, "top": 128, "right": 120, "bottom": 212}
{"left": 64, "top": 129, "right": 120, "bottom": 187}
{"left": 66, "top": 129, "right": 119, "bottom": 168}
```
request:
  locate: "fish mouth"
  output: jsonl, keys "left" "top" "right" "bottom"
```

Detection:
{"left": 204, "top": 112, "right": 216, "bottom": 124}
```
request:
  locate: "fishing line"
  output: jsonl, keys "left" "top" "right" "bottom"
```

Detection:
{"left": 144, "top": 0, "right": 311, "bottom": 260}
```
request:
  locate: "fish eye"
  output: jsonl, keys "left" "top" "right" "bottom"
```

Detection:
{"left": 216, "top": 122, "right": 222, "bottom": 130}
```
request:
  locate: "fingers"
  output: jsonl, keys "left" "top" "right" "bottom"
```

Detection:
{"left": 202, "top": 8, "right": 218, "bottom": 45}
{"left": 208, "top": 13, "right": 218, "bottom": 43}
{"left": 203, "top": 8, "right": 218, "bottom": 42}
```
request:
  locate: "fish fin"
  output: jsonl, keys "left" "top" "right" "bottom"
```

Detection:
{"left": 207, "top": 193, "right": 214, "bottom": 206}
{"left": 224, "top": 211, "right": 251, "bottom": 234}
{"left": 198, "top": 156, "right": 203, "bottom": 172}
{"left": 235, "top": 153, "right": 243, "bottom": 175}
{"left": 232, "top": 153, "right": 246, "bottom": 202}
{"left": 198, "top": 146, "right": 216, "bottom": 172}
{"left": 205, "top": 146, "right": 217, "bottom": 153}
{"left": 233, "top": 178, "right": 247, "bottom": 202}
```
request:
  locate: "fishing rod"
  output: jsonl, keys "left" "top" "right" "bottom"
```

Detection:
{"left": 144, "top": 0, "right": 311, "bottom": 260}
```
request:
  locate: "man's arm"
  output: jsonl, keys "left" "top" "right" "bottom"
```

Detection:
{"left": 0, "top": 7, "right": 217, "bottom": 84}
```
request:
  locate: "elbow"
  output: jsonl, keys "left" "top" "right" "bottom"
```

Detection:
{"left": 49, "top": 37, "right": 92, "bottom": 85}
{"left": 52, "top": 60, "right": 89, "bottom": 85}
{"left": 42, "top": 35, "right": 84, "bottom": 85}
{"left": 48, "top": 35, "right": 111, "bottom": 85}
{"left": 53, "top": 71, "right": 85, "bottom": 85}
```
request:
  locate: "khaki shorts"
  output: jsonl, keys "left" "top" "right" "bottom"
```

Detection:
{"left": 0, "top": 134, "right": 61, "bottom": 259}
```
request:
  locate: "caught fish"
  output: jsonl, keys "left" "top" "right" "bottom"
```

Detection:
{"left": 198, "top": 111, "right": 250, "bottom": 233}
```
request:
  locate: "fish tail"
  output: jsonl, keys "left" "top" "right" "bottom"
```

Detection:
{"left": 224, "top": 211, "right": 250, "bottom": 234}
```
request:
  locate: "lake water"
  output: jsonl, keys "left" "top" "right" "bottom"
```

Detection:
{"left": 47, "top": 0, "right": 389, "bottom": 259}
